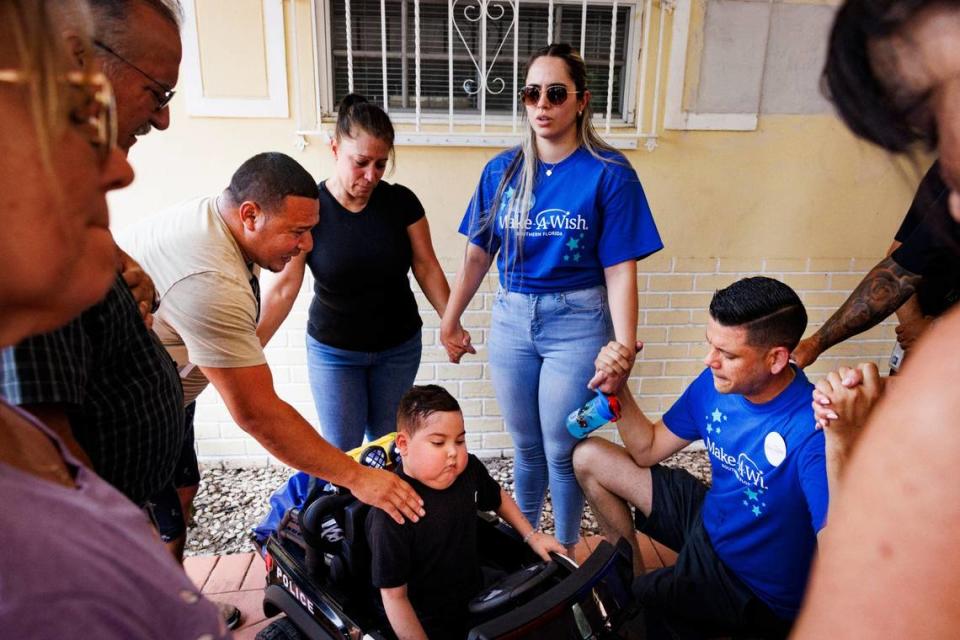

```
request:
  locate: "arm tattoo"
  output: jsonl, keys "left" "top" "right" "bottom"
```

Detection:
{"left": 815, "top": 257, "right": 921, "bottom": 351}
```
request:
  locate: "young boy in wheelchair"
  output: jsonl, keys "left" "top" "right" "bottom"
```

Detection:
{"left": 366, "top": 385, "right": 564, "bottom": 640}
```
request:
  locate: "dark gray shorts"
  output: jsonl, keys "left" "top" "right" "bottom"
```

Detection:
{"left": 632, "top": 465, "right": 790, "bottom": 639}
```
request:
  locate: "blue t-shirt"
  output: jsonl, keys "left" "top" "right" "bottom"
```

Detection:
{"left": 459, "top": 146, "right": 663, "bottom": 293}
{"left": 662, "top": 367, "right": 828, "bottom": 619}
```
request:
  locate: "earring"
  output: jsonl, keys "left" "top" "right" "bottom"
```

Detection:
{"left": 578, "top": 110, "right": 583, "bottom": 116}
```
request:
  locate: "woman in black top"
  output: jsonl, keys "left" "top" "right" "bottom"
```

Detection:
{"left": 260, "top": 95, "right": 466, "bottom": 450}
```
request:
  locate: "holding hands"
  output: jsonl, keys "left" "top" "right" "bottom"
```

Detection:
{"left": 812, "top": 362, "right": 885, "bottom": 448}
{"left": 588, "top": 340, "right": 640, "bottom": 394}
{"left": 440, "top": 319, "right": 476, "bottom": 363}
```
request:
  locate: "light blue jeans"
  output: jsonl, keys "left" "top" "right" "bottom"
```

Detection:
{"left": 306, "top": 331, "right": 422, "bottom": 451}
{"left": 488, "top": 285, "right": 613, "bottom": 546}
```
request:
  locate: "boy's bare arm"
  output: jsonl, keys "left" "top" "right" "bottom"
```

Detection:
{"left": 496, "top": 488, "right": 565, "bottom": 561}
{"left": 381, "top": 585, "right": 429, "bottom": 640}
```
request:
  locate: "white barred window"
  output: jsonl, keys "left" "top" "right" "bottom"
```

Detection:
{"left": 300, "top": 0, "right": 675, "bottom": 147}
{"left": 326, "top": 0, "right": 632, "bottom": 120}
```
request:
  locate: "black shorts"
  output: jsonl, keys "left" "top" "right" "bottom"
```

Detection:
{"left": 144, "top": 402, "right": 201, "bottom": 542}
{"left": 633, "top": 465, "right": 791, "bottom": 639}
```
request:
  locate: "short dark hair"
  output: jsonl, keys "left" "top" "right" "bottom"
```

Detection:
{"left": 225, "top": 152, "right": 319, "bottom": 212}
{"left": 397, "top": 385, "right": 462, "bottom": 436}
{"left": 822, "top": 0, "right": 934, "bottom": 153}
{"left": 709, "top": 277, "right": 807, "bottom": 351}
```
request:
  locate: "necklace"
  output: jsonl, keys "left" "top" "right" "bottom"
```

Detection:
{"left": 540, "top": 148, "right": 576, "bottom": 176}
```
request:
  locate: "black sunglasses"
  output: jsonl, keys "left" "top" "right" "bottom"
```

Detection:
{"left": 94, "top": 40, "right": 175, "bottom": 110}
{"left": 519, "top": 84, "right": 582, "bottom": 107}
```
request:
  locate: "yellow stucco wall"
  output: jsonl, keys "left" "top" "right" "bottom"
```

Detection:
{"left": 111, "top": 112, "right": 920, "bottom": 261}
{"left": 112, "top": 0, "right": 928, "bottom": 462}
{"left": 109, "top": 0, "right": 922, "bottom": 260}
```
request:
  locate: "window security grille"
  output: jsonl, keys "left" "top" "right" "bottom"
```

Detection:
{"left": 328, "top": 0, "right": 632, "bottom": 121}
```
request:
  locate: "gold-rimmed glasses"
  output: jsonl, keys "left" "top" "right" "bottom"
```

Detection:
{"left": 0, "top": 69, "right": 118, "bottom": 165}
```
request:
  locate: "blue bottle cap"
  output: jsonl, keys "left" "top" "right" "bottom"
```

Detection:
{"left": 594, "top": 389, "right": 615, "bottom": 421}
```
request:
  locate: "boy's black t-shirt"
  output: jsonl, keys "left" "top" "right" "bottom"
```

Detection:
{"left": 366, "top": 455, "right": 502, "bottom": 639}
{"left": 306, "top": 180, "right": 425, "bottom": 351}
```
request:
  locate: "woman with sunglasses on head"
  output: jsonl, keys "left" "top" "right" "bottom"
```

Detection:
{"left": 791, "top": 1, "right": 960, "bottom": 638}
{"left": 259, "top": 94, "right": 461, "bottom": 451}
{"left": 441, "top": 43, "right": 663, "bottom": 553}
{"left": 0, "top": 2, "right": 227, "bottom": 636}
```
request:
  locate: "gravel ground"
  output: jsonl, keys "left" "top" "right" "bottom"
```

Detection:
{"left": 185, "top": 450, "right": 711, "bottom": 557}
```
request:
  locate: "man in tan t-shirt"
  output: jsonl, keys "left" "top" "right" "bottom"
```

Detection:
{"left": 120, "top": 152, "right": 424, "bottom": 525}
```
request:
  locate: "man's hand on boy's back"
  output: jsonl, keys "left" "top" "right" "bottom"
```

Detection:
{"left": 527, "top": 531, "right": 565, "bottom": 562}
{"left": 351, "top": 466, "right": 425, "bottom": 525}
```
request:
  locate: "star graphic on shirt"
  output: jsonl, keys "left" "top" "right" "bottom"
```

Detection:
{"left": 566, "top": 237, "right": 580, "bottom": 251}
{"left": 711, "top": 409, "right": 722, "bottom": 422}
{"left": 706, "top": 425, "right": 713, "bottom": 434}
{"left": 752, "top": 505, "right": 762, "bottom": 517}
{"left": 563, "top": 255, "right": 570, "bottom": 262}
{"left": 744, "top": 488, "right": 759, "bottom": 502}
{"left": 715, "top": 427, "right": 722, "bottom": 435}
{"left": 573, "top": 252, "right": 581, "bottom": 262}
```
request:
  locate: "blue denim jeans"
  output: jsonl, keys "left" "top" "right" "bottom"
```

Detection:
{"left": 306, "top": 331, "right": 422, "bottom": 451}
{"left": 488, "top": 285, "right": 613, "bottom": 545}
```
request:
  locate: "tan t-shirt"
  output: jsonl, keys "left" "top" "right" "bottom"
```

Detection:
{"left": 118, "top": 196, "right": 266, "bottom": 405}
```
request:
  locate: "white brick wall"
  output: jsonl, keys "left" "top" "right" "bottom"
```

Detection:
{"left": 193, "top": 255, "right": 895, "bottom": 465}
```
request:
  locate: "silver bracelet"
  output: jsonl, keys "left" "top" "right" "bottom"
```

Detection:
{"left": 523, "top": 529, "right": 538, "bottom": 544}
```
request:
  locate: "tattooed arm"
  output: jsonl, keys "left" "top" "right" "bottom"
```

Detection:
{"left": 792, "top": 257, "right": 921, "bottom": 368}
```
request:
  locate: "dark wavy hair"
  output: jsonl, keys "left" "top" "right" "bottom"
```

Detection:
{"left": 709, "top": 277, "right": 808, "bottom": 351}
{"left": 397, "top": 385, "right": 461, "bottom": 436}
{"left": 822, "top": 0, "right": 938, "bottom": 152}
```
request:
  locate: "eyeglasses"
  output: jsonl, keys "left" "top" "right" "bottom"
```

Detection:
{"left": 519, "top": 84, "right": 582, "bottom": 107}
{"left": 94, "top": 39, "right": 175, "bottom": 110}
{"left": 0, "top": 69, "right": 118, "bottom": 166}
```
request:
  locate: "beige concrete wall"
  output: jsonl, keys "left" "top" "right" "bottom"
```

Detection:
{"left": 110, "top": 2, "right": 927, "bottom": 463}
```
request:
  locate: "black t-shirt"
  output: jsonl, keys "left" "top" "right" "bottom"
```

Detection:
{"left": 891, "top": 160, "right": 960, "bottom": 316}
{"left": 366, "top": 455, "right": 502, "bottom": 640}
{"left": 307, "top": 180, "right": 425, "bottom": 351}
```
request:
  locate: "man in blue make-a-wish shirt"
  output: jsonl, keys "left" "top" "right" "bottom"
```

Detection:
{"left": 574, "top": 277, "right": 828, "bottom": 639}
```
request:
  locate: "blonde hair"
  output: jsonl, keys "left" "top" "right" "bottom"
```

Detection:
{"left": 1, "top": 0, "right": 92, "bottom": 167}
{"left": 475, "top": 43, "right": 622, "bottom": 280}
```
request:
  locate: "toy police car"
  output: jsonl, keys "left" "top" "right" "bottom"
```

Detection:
{"left": 255, "top": 435, "right": 636, "bottom": 639}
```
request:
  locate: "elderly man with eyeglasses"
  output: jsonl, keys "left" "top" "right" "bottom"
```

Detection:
{"left": 0, "top": 0, "right": 244, "bottom": 629}
{"left": 87, "top": 1, "right": 179, "bottom": 150}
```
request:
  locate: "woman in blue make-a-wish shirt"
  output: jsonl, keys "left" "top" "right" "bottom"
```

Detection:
{"left": 440, "top": 43, "right": 663, "bottom": 553}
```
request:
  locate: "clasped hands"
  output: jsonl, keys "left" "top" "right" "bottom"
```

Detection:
{"left": 588, "top": 340, "right": 640, "bottom": 394}
{"left": 812, "top": 362, "right": 886, "bottom": 449}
